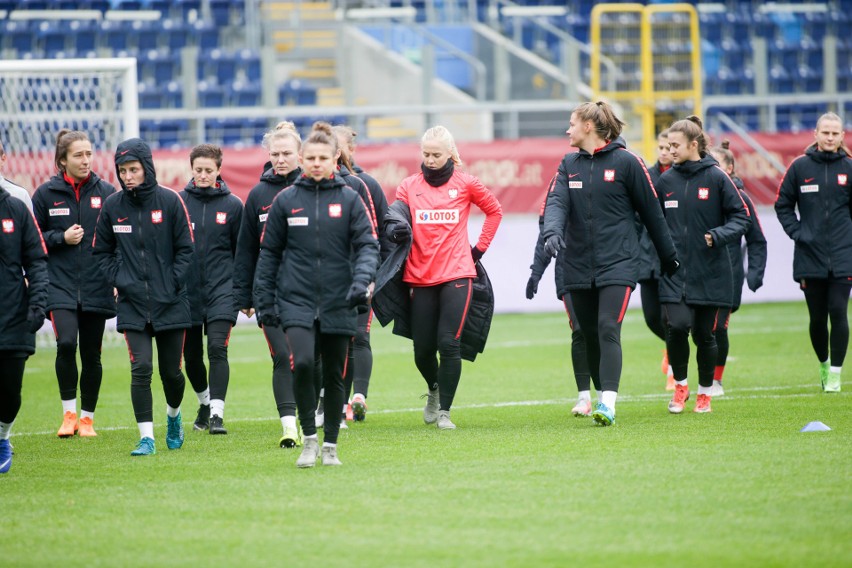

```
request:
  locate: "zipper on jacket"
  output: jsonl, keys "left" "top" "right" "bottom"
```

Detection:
{"left": 138, "top": 207, "right": 152, "bottom": 323}
{"left": 77, "top": 185, "right": 83, "bottom": 306}
{"left": 824, "top": 163, "right": 832, "bottom": 274}
{"left": 681, "top": 179, "right": 690, "bottom": 300}
{"left": 588, "top": 159, "right": 596, "bottom": 286}
{"left": 314, "top": 184, "right": 321, "bottom": 321}
{"left": 200, "top": 200, "right": 207, "bottom": 315}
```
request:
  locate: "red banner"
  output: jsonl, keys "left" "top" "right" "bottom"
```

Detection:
{"left": 6, "top": 134, "right": 818, "bottom": 212}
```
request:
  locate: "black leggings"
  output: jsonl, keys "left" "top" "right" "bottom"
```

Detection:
{"left": 410, "top": 279, "right": 472, "bottom": 411}
{"left": 261, "top": 323, "right": 296, "bottom": 418}
{"left": 569, "top": 285, "right": 632, "bottom": 392}
{"left": 287, "top": 324, "right": 349, "bottom": 444}
{"left": 123, "top": 326, "right": 186, "bottom": 423}
{"left": 715, "top": 307, "right": 732, "bottom": 367}
{"left": 50, "top": 308, "right": 107, "bottom": 413}
{"left": 344, "top": 309, "right": 373, "bottom": 399}
{"left": 802, "top": 278, "right": 852, "bottom": 366}
{"left": 184, "top": 320, "right": 232, "bottom": 400}
{"left": 0, "top": 354, "right": 27, "bottom": 424}
{"left": 663, "top": 301, "right": 719, "bottom": 388}
{"left": 639, "top": 278, "right": 667, "bottom": 342}
{"left": 562, "top": 295, "right": 594, "bottom": 392}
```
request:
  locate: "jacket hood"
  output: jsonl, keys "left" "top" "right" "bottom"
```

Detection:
{"left": 261, "top": 165, "right": 301, "bottom": 187}
{"left": 672, "top": 154, "right": 718, "bottom": 176}
{"left": 295, "top": 172, "right": 346, "bottom": 191}
{"left": 183, "top": 177, "right": 232, "bottom": 199}
{"left": 805, "top": 145, "right": 848, "bottom": 163}
{"left": 114, "top": 138, "right": 157, "bottom": 194}
{"left": 0, "top": 186, "right": 9, "bottom": 205}
{"left": 578, "top": 136, "right": 627, "bottom": 157}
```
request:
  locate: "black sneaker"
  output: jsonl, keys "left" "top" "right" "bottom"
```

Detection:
{"left": 193, "top": 404, "right": 210, "bottom": 431}
{"left": 209, "top": 414, "right": 227, "bottom": 435}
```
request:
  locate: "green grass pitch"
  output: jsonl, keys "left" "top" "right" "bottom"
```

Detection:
{"left": 2, "top": 302, "right": 849, "bottom": 567}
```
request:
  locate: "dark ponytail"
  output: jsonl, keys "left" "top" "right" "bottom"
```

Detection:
{"left": 668, "top": 115, "right": 709, "bottom": 157}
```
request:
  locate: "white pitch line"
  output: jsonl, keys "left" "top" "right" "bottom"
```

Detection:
{"left": 10, "top": 383, "right": 840, "bottom": 438}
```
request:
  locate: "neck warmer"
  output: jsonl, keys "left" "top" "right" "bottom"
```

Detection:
{"left": 421, "top": 160, "right": 454, "bottom": 187}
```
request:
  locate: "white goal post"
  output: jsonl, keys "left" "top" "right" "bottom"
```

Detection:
{"left": 0, "top": 57, "right": 139, "bottom": 193}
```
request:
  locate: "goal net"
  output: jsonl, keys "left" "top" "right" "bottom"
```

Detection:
{"left": 0, "top": 58, "right": 139, "bottom": 193}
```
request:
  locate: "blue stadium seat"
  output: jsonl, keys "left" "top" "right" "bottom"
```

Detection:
{"left": 278, "top": 79, "right": 317, "bottom": 106}
{"left": 160, "top": 19, "right": 189, "bottom": 50}
{"left": 113, "top": 0, "right": 143, "bottom": 10}
{"left": 199, "top": 49, "right": 238, "bottom": 84}
{"left": 210, "top": 0, "right": 233, "bottom": 26}
{"left": 162, "top": 81, "right": 183, "bottom": 108}
{"left": 198, "top": 81, "right": 226, "bottom": 107}
{"left": 192, "top": 21, "right": 220, "bottom": 50}
{"left": 236, "top": 49, "right": 262, "bottom": 82}
{"left": 100, "top": 20, "right": 132, "bottom": 52}
{"left": 2, "top": 20, "right": 34, "bottom": 56}
{"left": 769, "top": 64, "right": 794, "bottom": 94}
{"left": 175, "top": 0, "right": 203, "bottom": 19}
{"left": 132, "top": 21, "right": 160, "bottom": 52}
{"left": 228, "top": 81, "right": 261, "bottom": 107}
{"left": 794, "top": 65, "right": 822, "bottom": 93}
{"left": 36, "top": 21, "right": 67, "bottom": 58}
{"left": 137, "top": 83, "right": 162, "bottom": 110}
{"left": 138, "top": 50, "right": 180, "bottom": 84}
{"left": 70, "top": 20, "right": 98, "bottom": 53}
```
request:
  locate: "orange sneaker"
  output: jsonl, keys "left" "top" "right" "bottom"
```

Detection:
{"left": 57, "top": 411, "right": 78, "bottom": 437}
{"left": 693, "top": 394, "right": 712, "bottom": 413}
{"left": 668, "top": 384, "right": 689, "bottom": 414}
{"left": 661, "top": 349, "right": 669, "bottom": 375}
{"left": 665, "top": 373, "right": 675, "bottom": 391}
{"left": 78, "top": 416, "right": 97, "bottom": 437}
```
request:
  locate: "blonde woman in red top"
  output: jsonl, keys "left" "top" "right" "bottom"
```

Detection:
{"left": 389, "top": 125, "right": 502, "bottom": 429}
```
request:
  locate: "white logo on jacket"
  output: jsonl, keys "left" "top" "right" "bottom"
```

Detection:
{"left": 113, "top": 225, "right": 132, "bottom": 233}
{"left": 259, "top": 213, "right": 268, "bottom": 223}
{"left": 800, "top": 184, "right": 819, "bottom": 193}
{"left": 664, "top": 200, "right": 678, "bottom": 209}
{"left": 49, "top": 208, "right": 70, "bottom": 216}
{"left": 415, "top": 209, "right": 459, "bottom": 224}
{"left": 151, "top": 210, "right": 163, "bottom": 224}
{"left": 90, "top": 196, "right": 102, "bottom": 209}
{"left": 839, "top": 174, "right": 848, "bottom": 186}
{"left": 448, "top": 188, "right": 458, "bottom": 198}
{"left": 216, "top": 212, "right": 227, "bottom": 224}
{"left": 698, "top": 187, "right": 709, "bottom": 200}
{"left": 2, "top": 219, "right": 14, "bottom": 233}
{"left": 569, "top": 181, "right": 583, "bottom": 189}
{"left": 604, "top": 169, "right": 615, "bottom": 182}
{"left": 328, "top": 204, "right": 342, "bottom": 218}
{"left": 288, "top": 217, "right": 309, "bottom": 226}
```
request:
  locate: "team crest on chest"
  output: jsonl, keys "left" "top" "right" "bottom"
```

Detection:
{"left": 838, "top": 174, "right": 848, "bottom": 186}
{"left": 90, "top": 196, "right": 102, "bottom": 209}
{"left": 604, "top": 169, "right": 615, "bottom": 182}
{"left": 2, "top": 219, "right": 13, "bottom": 233}
{"left": 216, "top": 212, "right": 227, "bottom": 224}
{"left": 328, "top": 203, "right": 342, "bottom": 218}
{"left": 698, "top": 187, "right": 709, "bottom": 200}
{"left": 448, "top": 188, "right": 458, "bottom": 198}
{"left": 151, "top": 210, "right": 163, "bottom": 224}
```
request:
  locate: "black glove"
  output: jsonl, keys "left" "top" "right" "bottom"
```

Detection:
{"left": 387, "top": 223, "right": 411, "bottom": 243}
{"left": 27, "top": 306, "right": 45, "bottom": 334}
{"left": 260, "top": 313, "right": 281, "bottom": 328}
{"left": 747, "top": 275, "right": 763, "bottom": 293}
{"left": 661, "top": 257, "right": 681, "bottom": 277}
{"left": 526, "top": 275, "right": 540, "bottom": 300}
{"left": 346, "top": 281, "right": 370, "bottom": 310}
{"left": 544, "top": 234, "right": 565, "bottom": 258}
{"left": 471, "top": 246, "right": 484, "bottom": 263}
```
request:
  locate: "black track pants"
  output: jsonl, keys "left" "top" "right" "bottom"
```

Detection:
{"left": 562, "top": 295, "right": 594, "bottom": 392}
{"left": 184, "top": 321, "right": 233, "bottom": 400}
{"left": 0, "top": 354, "right": 27, "bottom": 424}
{"left": 123, "top": 326, "right": 186, "bottom": 423}
{"left": 50, "top": 308, "right": 107, "bottom": 412}
{"left": 639, "top": 278, "right": 667, "bottom": 342}
{"left": 802, "top": 278, "right": 852, "bottom": 366}
{"left": 262, "top": 323, "right": 296, "bottom": 418}
{"left": 664, "top": 301, "right": 719, "bottom": 388}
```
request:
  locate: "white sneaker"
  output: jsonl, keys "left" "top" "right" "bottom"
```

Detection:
{"left": 710, "top": 380, "right": 725, "bottom": 397}
{"left": 339, "top": 418, "right": 348, "bottom": 430}
{"left": 296, "top": 438, "right": 319, "bottom": 468}
{"left": 436, "top": 410, "right": 456, "bottom": 430}
{"left": 321, "top": 446, "right": 342, "bottom": 466}
{"left": 571, "top": 398, "right": 592, "bottom": 416}
{"left": 422, "top": 388, "right": 440, "bottom": 424}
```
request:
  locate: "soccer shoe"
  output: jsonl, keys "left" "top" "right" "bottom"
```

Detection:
{"left": 345, "top": 403, "right": 354, "bottom": 422}
{"left": 661, "top": 349, "right": 669, "bottom": 375}
{"left": 193, "top": 404, "right": 210, "bottom": 431}
{"left": 130, "top": 437, "right": 156, "bottom": 456}
{"left": 296, "top": 438, "right": 319, "bottom": 468}
{"left": 710, "top": 380, "right": 725, "bottom": 397}
{"left": 824, "top": 370, "right": 841, "bottom": 393}
{"left": 78, "top": 416, "right": 97, "bottom": 437}
{"left": 279, "top": 425, "right": 302, "bottom": 448}
{"left": 351, "top": 394, "right": 367, "bottom": 422}
{"left": 422, "top": 388, "right": 440, "bottom": 424}
{"left": 209, "top": 414, "right": 227, "bottom": 435}
{"left": 693, "top": 393, "right": 713, "bottom": 413}
{"left": 436, "top": 410, "right": 456, "bottom": 430}
{"left": 57, "top": 411, "right": 78, "bottom": 438}
{"left": 591, "top": 402, "right": 615, "bottom": 426}
{"left": 321, "top": 446, "right": 343, "bottom": 466}
{"left": 571, "top": 399, "right": 592, "bottom": 417}
{"left": 0, "top": 439, "right": 12, "bottom": 473}
{"left": 315, "top": 395, "right": 325, "bottom": 428}
{"left": 665, "top": 373, "right": 676, "bottom": 391}
{"left": 819, "top": 361, "right": 830, "bottom": 390}
{"left": 166, "top": 413, "right": 184, "bottom": 449}
{"left": 339, "top": 417, "right": 348, "bottom": 430}
{"left": 668, "top": 384, "right": 690, "bottom": 414}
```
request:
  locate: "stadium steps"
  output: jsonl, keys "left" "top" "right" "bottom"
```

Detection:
{"left": 366, "top": 117, "right": 419, "bottom": 141}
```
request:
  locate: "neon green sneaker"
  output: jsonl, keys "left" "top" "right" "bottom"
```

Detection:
{"left": 824, "top": 370, "right": 841, "bottom": 393}
{"left": 819, "top": 361, "right": 830, "bottom": 390}
{"left": 279, "top": 424, "right": 303, "bottom": 448}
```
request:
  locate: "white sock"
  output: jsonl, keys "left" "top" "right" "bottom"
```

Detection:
{"left": 353, "top": 392, "right": 365, "bottom": 402}
{"left": 196, "top": 388, "right": 210, "bottom": 406}
{"left": 304, "top": 434, "right": 318, "bottom": 441}
{"left": 0, "top": 420, "right": 14, "bottom": 440}
{"left": 166, "top": 405, "right": 181, "bottom": 418}
{"left": 323, "top": 442, "right": 336, "bottom": 448}
{"left": 676, "top": 379, "right": 688, "bottom": 386}
{"left": 318, "top": 388, "right": 325, "bottom": 398}
{"left": 667, "top": 365, "right": 674, "bottom": 378}
{"left": 698, "top": 385, "right": 713, "bottom": 396}
{"left": 712, "top": 379, "right": 722, "bottom": 386}
{"left": 830, "top": 366, "right": 842, "bottom": 375}
{"left": 601, "top": 390, "right": 617, "bottom": 410}
{"left": 138, "top": 421, "right": 154, "bottom": 439}
{"left": 577, "top": 390, "right": 591, "bottom": 402}
{"left": 281, "top": 415, "right": 297, "bottom": 431}
{"left": 210, "top": 399, "right": 225, "bottom": 418}
{"left": 596, "top": 390, "right": 602, "bottom": 402}
{"left": 80, "top": 410, "right": 94, "bottom": 421}
{"left": 61, "top": 399, "right": 76, "bottom": 414}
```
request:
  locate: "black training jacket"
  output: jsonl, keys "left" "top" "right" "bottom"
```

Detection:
{"left": 0, "top": 188, "right": 48, "bottom": 354}
{"left": 728, "top": 177, "right": 767, "bottom": 309}
{"left": 542, "top": 137, "right": 677, "bottom": 291}
{"left": 253, "top": 173, "right": 379, "bottom": 336}
{"left": 32, "top": 171, "right": 117, "bottom": 316}
{"left": 775, "top": 146, "right": 852, "bottom": 281}
{"left": 92, "top": 138, "right": 194, "bottom": 332}
{"left": 656, "top": 155, "right": 750, "bottom": 306}
{"left": 232, "top": 165, "right": 301, "bottom": 311}
{"left": 635, "top": 161, "right": 670, "bottom": 281}
{"left": 179, "top": 178, "right": 243, "bottom": 325}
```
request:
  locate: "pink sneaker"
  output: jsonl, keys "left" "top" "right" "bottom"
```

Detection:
{"left": 571, "top": 399, "right": 592, "bottom": 417}
{"left": 668, "top": 384, "right": 689, "bottom": 414}
{"left": 693, "top": 394, "right": 712, "bottom": 413}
